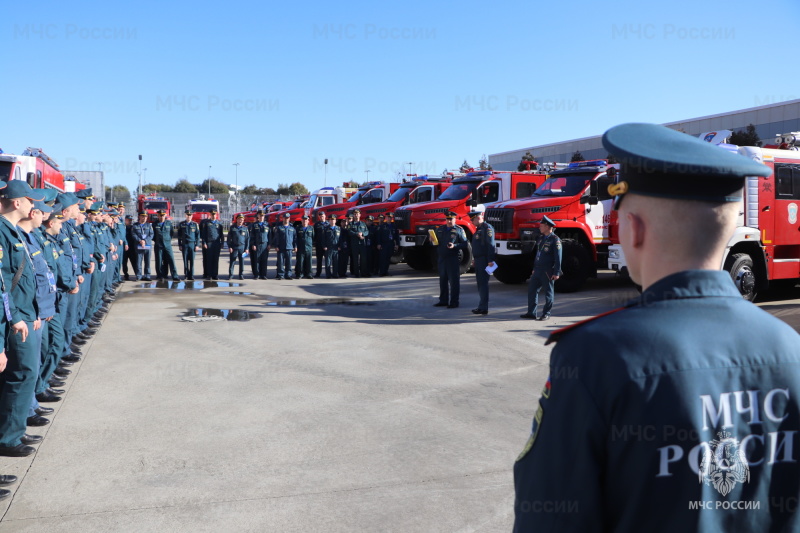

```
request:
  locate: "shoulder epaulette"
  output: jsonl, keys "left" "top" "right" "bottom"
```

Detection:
{"left": 545, "top": 306, "right": 626, "bottom": 346}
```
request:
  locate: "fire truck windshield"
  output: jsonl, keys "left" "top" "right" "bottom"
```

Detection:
{"left": 533, "top": 175, "right": 591, "bottom": 197}
{"left": 190, "top": 204, "right": 217, "bottom": 213}
{"left": 144, "top": 201, "right": 169, "bottom": 210}
{"left": 437, "top": 182, "right": 479, "bottom": 201}
{"left": 387, "top": 187, "right": 413, "bottom": 203}
{"left": 0, "top": 162, "right": 11, "bottom": 182}
{"left": 308, "top": 194, "right": 336, "bottom": 208}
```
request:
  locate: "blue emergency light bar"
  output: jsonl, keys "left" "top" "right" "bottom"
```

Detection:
{"left": 466, "top": 171, "right": 492, "bottom": 177}
{"left": 568, "top": 160, "right": 607, "bottom": 168}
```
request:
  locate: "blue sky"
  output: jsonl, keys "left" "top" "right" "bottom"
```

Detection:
{"left": 3, "top": 0, "right": 799, "bottom": 194}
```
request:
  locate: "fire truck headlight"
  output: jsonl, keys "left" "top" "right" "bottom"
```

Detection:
{"left": 609, "top": 249, "right": 620, "bottom": 259}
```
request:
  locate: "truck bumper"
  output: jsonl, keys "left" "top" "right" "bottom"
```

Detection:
{"left": 495, "top": 240, "right": 522, "bottom": 255}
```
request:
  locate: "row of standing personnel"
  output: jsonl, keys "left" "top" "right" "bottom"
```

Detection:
{"left": 0, "top": 183, "right": 126, "bottom": 500}
{"left": 131, "top": 208, "right": 402, "bottom": 281}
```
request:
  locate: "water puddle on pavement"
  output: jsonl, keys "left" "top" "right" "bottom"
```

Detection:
{"left": 181, "top": 308, "right": 262, "bottom": 322}
{"left": 221, "top": 291, "right": 255, "bottom": 295}
{"left": 263, "top": 296, "right": 375, "bottom": 307}
{"left": 135, "top": 281, "right": 242, "bottom": 290}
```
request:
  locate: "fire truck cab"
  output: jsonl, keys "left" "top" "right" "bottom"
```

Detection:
{"left": 138, "top": 194, "right": 172, "bottom": 223}
{"left": 186, "top": 196, "right": 220, "bottom": 225}
{"left": 311, "top": 181, "right": 399, "bottom": 221}
{"left": 609, "top": 134, "right": 800, "bottom": 301}
{"left": 0, "top": 148, "right": 86, "bottom": 192}
{"left": 394, "top": 170, "right": 548, "bottom": 273}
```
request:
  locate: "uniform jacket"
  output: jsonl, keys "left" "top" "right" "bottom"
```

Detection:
{"left": 178, "top": 221, "right": 200, "bottom": 247}
{"left": 472, "top": 222, "right": 496, "bottom": 262}
{"left": 434, "top": 224, "right": 468, "bottom": 257}
{"left": 514, "top": 270, "right": 800, "bottom": 532}
{"left": 347, "top": 221, "right": 368, "bottom": 246}
{"left": 272, "top": 224, "right": 296, "bottom": 251}
{"left": 132, "top": 221, "right": 154, "bottom": 246}
{"left": 227, "top": 224, "right": 250, "bottom": 249}
{"left": 249, "top": 221, "right": 270, "bottom": 247}
{"left": 201, "top": 220, "right": 223, "bottom": 246}
{"left": 153, "top": 220, "right": 174, "bottom": 248}
{"left": 533, "top": 232, "right": 562, "bottom": 276}
{"left": 324, "top": 224, "right": 340, "bottom": 248}
{"left": 296, "top": 226, "right": 314, "bottom": 252}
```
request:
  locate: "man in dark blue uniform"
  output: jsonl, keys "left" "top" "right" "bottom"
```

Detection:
{"left": 433, "top": 211, "right": 468, "bottom": 308}
{"left": 272, "top": 213, "right": 296, "bottom": 280}
{"left": 324, "top": 214, "right": 340, "bottom": 278}
{"left": 131, "top": 211, "right": 154, "bottom": 281}
{"left": 296, "top": 215, "right": 314, "bottom": 279}
{"left": 177, "top": 211, "right": 199, "bottom": 280}
{"left": 123, "top": 215, "right": 136, "bottom": 280}
{"left": 313, "top": 211, "right": 328, "bottom": 278}
{"left": 375, "top": 214, "right": 395, "bottom": 277}
{"left": 153, "top": 210, "right": 179, "bottom": 281}
{"left": 348, "top": 209, "right": 369, "bottom": 277}
{"left": 513, "top": 123, "right": 800, "bottom": 532}
{"left": 227, "top": 214, "right": 249, "bottom": 280}
{"left": 469, "top": 204, "right": 495, "bottom": 315}
{"left": 520, "top": 215, "right": 561, "bottom": 321}
{"left": 201, "top": 210, "right": 223, "bottom": 280}
{"left": 249, "top": 210, "right": 270, "bottom": 279}
{"left": 337, "top": 216, "right": 350, "bottom": 278}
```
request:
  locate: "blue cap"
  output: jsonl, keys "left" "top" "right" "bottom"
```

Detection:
{"left": 87, "top": 201, "right": 104, "bottom": 213}
{"left": 602, "top": 123, "right": 772, "bottom": 207}
{"left": 56, "top": 193, "right": 79, "bottom": 209}
{"left": 75, "top": 188, "right": 94, "bottom": 200}
{"left": 36, "top": 189, "right": 59, "bottom": 203}
{"left": 32, "top": 200, "right": 53, "bottom": 213}
{"left": 540, "top": 215, "right": 556, "bottom": 228}
{"left": 0, "top": 181, "right": 45, "bottom": 201}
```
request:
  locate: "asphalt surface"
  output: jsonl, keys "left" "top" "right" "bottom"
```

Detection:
{"left": 0, "top": 257, "right": 797, "bottom": 532}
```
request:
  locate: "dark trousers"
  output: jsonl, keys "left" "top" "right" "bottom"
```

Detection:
{"left": 297, "top": 249, "right": 312, "bottom": 277}
{"left": 137, "top": 249, "right": 151, "bottom": 278}
{"left": 527, "top": 270, "right": 554, "bottom": 315}
{"left": 155, "top": 245, "right": 178, "bottom": 279}
{"left": 38, "top": 312, "right": 65, "bottom": 395}
{"left": 0, "top": 320, "right": 37, "bottom": 447}
{"left": 474, "top": 256, "right": 490, "bottom": 311}
{"left": 123, "top": 246, "right": 136, "bottom": 276}
{"left": 252, "top": 245, "right": 269, "bottom": 278}
{"left": 337, "top": 247, "right": 349, "bottom": 277}
{"left": 378, "top": 245, "right": 392, "bottom": 276}
{"left": 276, "top": 249, "right": 293, "bottom": 279}
{"left": 182, "top": 244, "right": 197, "bottom": 278}
{"left": 229, "top": 247, "right": 245, "bottom": 277}
{"left": 437, "top": 255, "right": 460, "bottom": 305}
{"left": 351, "top": 243, "right": 368, "bottom": 277}
{"left": 326, "top": 248, "right": 338, "bottom": 278}
{"left": 205, "top": 242, "right": 222, "bottom": 279}
{"left": 315, "top": 246, "right": 326, "bottom": 277}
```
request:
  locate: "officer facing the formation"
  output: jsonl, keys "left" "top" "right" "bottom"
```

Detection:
{"left": 433, "top": 211, "right": 468, "bottom": 308}
{"left": 201, "top": 210, "right": 223, "bottom": 280}
{"left": 520, "top": 216, "right": 561, "bottom": 321}
{"left": 313, "top": 211, "right": 328, "bottom": 278}
{"left": 177, "top": 211, "right": 199, "bottom": 280}
{"left": 296, "top": 215, "right": 314, "bottom": 279}
{"left": 132, "top": 211, "right": 154, "bottom": 281}
{"left": 469, "top": 204, "right": 495, "bottom": 315}
{"left": 272, "top": 212, "right": 296, "bottom": 280}
{"left": 513, "top": 123, "right": 800, "bottom": 532}
{"left": 323, "top": 214, "right": 340, "bottom": 278}
{"left": 249, "top": 210, "right": 270, "bottom": 280}
{"left": 153, "top": 210, "right": 179, "bottom": 282}
{"left": 227, "top": 214, "right": 249, "bottom": 280}
{"left": 348, "top": 209, "right": 369, "bottom": 277}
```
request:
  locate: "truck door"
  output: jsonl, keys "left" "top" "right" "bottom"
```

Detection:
{"left": 477, "top": 181, "right": 499, "bottom": 204}
{"left": 772, "top": 163, "right": 800, "bottom": 278}
{"left": 583, "top": 175, "right": 615, "bottom": 244}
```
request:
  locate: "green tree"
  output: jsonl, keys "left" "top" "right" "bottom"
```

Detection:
{"left": 105, "top": 185, "right": 132, "bottom": 203}
{"left": 459, "top": 160, "right": 472, "bottom": 173}
{"left": 262, "top": 187, "right": 277, "bottom": 196}
{"left": 242, "top": 184, "right": 260, "bottom": 195}
{"left": 729, "top": 124, "right": 760, "bottom": 147}
{"left": 142, "top": 183, "right": 173, "bottom": 193}
{"left": 287, "top": 182, "right": 309, "bottom": 195}
{"left": 341, "top": 180, "right": 360, "bottom": 188}
{"left": 570, "top": 150, "right": 585, "bottom": 162}
{"left": 174, "top": 178, "right": 198, "bottom": 193}
{"left": 275, "top": 183, "right": 291, "bottom": 195}
{"left": 478, "top": 155, "right": 492, "bottom": 171}
{"left": 198, "top": 178, "right": 229, "bottom": 195}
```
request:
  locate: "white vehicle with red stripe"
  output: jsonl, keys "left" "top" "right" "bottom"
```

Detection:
{"left": 608, "top": 132, "right": 800, "bottom": 301}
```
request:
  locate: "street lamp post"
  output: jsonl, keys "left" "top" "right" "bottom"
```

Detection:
{"left": 208, "top": 165, "right": 212, "bottom": 197}
{"left": 233, "top": 162, "right": 240, "bottom": 212}
{"left": 407, "top": 162, "right": 413, "bottom": 176}
{"left": 365, "top": 170, "right": 371, "bottom": 183}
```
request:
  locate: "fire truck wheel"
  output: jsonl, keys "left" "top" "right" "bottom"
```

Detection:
{"left": 554, "top": 238, "right": 591, "bottom": 293}
{"left": 724, "top": 253, "right": 757, "bottom": 301}
{"left": 493, "top": 256, "right": 532, "bottom": 284}
{"left": 404, "top": 247, "right": 433, "bottom": 271}
{"left": 458, "top": 242, "right": 473, "bottom": 275}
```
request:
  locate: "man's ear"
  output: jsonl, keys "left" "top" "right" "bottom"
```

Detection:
{"left": 627, "top": 211, "right": 645, "bottom": 249}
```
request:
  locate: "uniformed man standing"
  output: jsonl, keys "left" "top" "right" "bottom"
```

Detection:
{"left": 249, "top": 210, "right": 270, "bottom": 279}
{"left": 513, "top": 123, "right": 800, "bottom": 532}
{"left": 227, "top": 214, "right": 249, "bottom": 280}
{"left": 433, "top": 211, "right": 468, "bottom": 308}
{"left": 131, "top": 211, "right": 154, "bottom": 281}
{"left": 295, "top": 216, "right": 314, "bottom": 279}
{"left": 153, "top": 210, "right": 179, "bottom": 282}
{"left": 375, "top": 214, "right": 395, "bottom": 277}
{"left": 337, "top": 216, "right": 350, "bottom": 278}
{"left": 123, "top": 215, "right": 136, "bottom": 280}
{"left": 201, "top": 211, "right": 223, "bottom": 280}
{"left": 348, "top": 209, "right": 369, "bottom": 277}
{"left": 177, "top": 211, "right": 199, "bottom": 280}
{"left": 272, "top": 213, "right": 296, "bottom": 280}
{"left": 324, "top": 214, "right": 340, "bottom": 278}
{"left": 520, "top": 215, "right": 561, "bottom": 321}
{"left": 313, "top": 211, "right": 328, "bottom": 278}
{"left": 0, "top": 182, "right": 45, "bottom": 457}
{"left": 469, "top": 204, "right": 495, "bottom": 315}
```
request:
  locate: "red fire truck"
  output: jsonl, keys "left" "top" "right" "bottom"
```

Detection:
{"left": 266, "top": 195, "right": 310, "bottom": 226}
{"left": 394, "top": 170, "right": 549, "bottom": 273}
{"left": 137, "top": 193, "right": 173, "bottom": 222}
{"left": 483, "top": 160, "right": 619, "bottom": 290}
{"left": 311, "top": 181, "right": 400, "bottom": 221}
{"left": 185, "top": 196, "right": 220, "bottom": 225}
{"left": 346, "top": 176, "right": 454, "bottom": 219}
{"left": 0, "top": 147, "right": 87, "bottom": 192}
{"left": 609, "top": 135, "right": 800, "bottom": 301}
